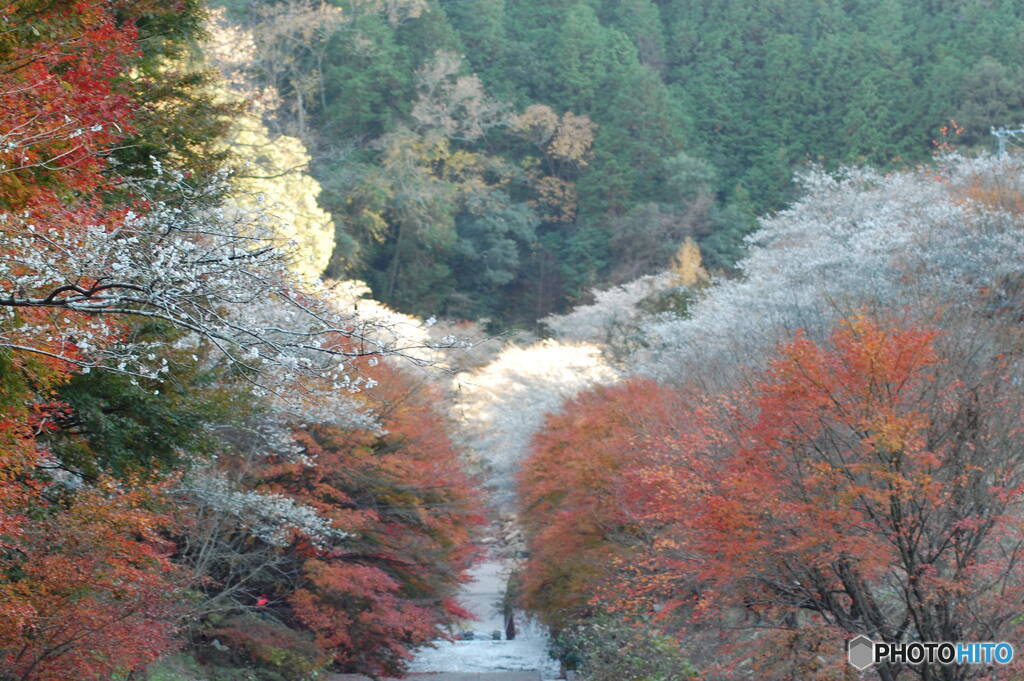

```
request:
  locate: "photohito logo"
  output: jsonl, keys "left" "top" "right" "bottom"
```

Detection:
{"left": 847, "top": 636, "right": 1014, "bottom": 670}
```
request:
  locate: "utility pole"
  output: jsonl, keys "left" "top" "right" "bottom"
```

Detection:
{"left": 991, "top": 126, "right": 1024, "bottom": 156}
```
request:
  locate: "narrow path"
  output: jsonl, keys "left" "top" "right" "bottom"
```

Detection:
{"left": 328, "top": 556, "right": 560, "bottom": 680}
{"left": 331, "top": 674, "right": 540, "bottom": 681}
{"left": 405, "top": 558, "right": 559, "bottom": 677}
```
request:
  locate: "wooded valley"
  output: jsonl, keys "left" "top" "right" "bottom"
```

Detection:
{"left": 1, "top": 1, "right": 1023, "bottom": 681}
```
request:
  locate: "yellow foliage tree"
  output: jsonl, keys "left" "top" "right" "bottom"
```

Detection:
{"left": 225, "top": 113, "right": 336, "bottom": 283}
{"left": 671, "top": 237, "right": 708, "bottom": 287}
{"left": 514, "top": 104, "right": 596, "bottom": 222}
{"left": 206, "top": 13, "right": 336, "bottom": 283}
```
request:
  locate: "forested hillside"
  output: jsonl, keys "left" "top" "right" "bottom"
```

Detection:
{"left": 218, "top": 0, "right": 1024, "bottom": 324}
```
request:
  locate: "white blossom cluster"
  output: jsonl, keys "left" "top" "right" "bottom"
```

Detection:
{"left": 180, "top": 471, "right": 347, "bottom": 548}
{"left": 239, "top": 389, "right": 382, "bottom": 467}
{"left": 0, "top": 169, "right": 454, "bottom": 390}
{"left": 635, "top": 153, "right": 1024, "bottom": 383}
{"left": 541, "top": 272, "right": 678, "bottom": 345}
{"left": 206, "top": 410, "right": 310, "bottom": 466}
{"left": 454, "top": 340, "right": 618, "bottom": 510}
{"left": 277, "top": 392, "right": 381, "bottom": 436}
{"left": 322, "top": 278, "right": 446, "bottom": 366}
{"left": 0, "top": 115, "right": 107, "bottom": 174}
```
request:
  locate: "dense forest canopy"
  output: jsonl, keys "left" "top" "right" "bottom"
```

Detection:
{"left": 217, "top": 0, "right": 1024, "bottom": 324}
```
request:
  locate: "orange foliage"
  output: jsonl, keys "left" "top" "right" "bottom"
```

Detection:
{"left": 522, "top": 317, "right": 1024, "bottom": 679}
{"left": 0, "top": 483, "right": 182, "bottom": 681}
{"left": 956, "top": 169, "right": 1024, "bottom": 215}
{"left": 518, "top": 378, "right": 683, "bottom": 630}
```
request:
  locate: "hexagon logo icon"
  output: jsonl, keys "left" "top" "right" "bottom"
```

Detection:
{"left": 848, "top": 635, "right": 876, "bottom": 670}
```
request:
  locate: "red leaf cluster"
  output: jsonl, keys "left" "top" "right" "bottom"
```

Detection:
{"left": 258, "top": 363, "right": 484, "bottom": 676}
{"left": 0, "top": 0, "right": 138, "bottom": 210}
{"left": 0, "top": 483, "right": 183, "bottom": 681}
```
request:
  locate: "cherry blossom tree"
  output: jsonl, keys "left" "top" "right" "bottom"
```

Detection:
{"left": 0, "top": 168, "right": 453, "bottom": 388}
{"left": 0, "top": 0, "right": 454, "bottom": 391}
{"left": 636, "top": 154, "right": 1024, "bottom": 385}
{"left": 454, "top": 340, "right": 618, "bottom": 510}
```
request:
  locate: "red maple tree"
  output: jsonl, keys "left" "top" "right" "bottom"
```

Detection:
{"left": 518, "top": 378, "right": 684, "bottom": 630}
{"left": 0, "top": 4, "right": 192, "bottom": 678}
{"left": 259, "top": 363, "right": 483, "bottom": 676}
{"left": 522, "top": 317, "right": 1024, "bottom": 680}
{"left": 633, "top": 318, "right": 1024, "bottom": 679}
